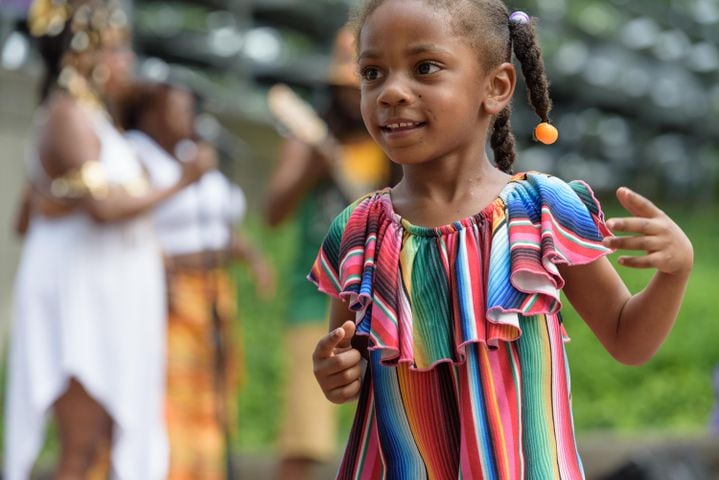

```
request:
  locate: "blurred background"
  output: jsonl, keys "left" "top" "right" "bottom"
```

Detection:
{"left": 0, "top": 0, "right": 718, "bottom": 478}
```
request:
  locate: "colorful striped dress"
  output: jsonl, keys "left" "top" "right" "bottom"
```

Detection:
{"left": 308, "top": 172, "right": 614, "bottom": 480}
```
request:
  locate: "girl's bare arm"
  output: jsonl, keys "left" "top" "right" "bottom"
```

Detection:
{"left": 559, "top": 187, "right": 693, "bottom": 366}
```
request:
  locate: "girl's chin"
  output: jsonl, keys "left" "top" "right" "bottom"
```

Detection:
{"left": 382, "top": 150, "right": 433, "bottom": 166}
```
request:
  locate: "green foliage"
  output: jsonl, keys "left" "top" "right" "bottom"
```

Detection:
{"left": 231, "top": 216, "right": 356, "bottom": 451}
{"left": 231, "top": 217, "right": 297, "bottom": 450}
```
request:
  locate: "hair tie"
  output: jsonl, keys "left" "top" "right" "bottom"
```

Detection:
{"left": 509, "top": 11, "right": 530, "bottom": 26}
{"left": 534, "top": 122, "right": 558, "bottom": 145}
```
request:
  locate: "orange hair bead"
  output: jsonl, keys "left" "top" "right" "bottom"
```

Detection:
{"left": 534, "top": 122, "right": 559, "bottom": 145}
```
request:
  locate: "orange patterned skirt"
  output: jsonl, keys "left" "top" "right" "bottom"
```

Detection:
{"left": 165, "top": 268, "right": 241, "bottom": 480}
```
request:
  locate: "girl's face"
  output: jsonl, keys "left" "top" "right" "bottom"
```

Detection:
{"left": 358, "top": 0, "right": 491, "bottom": 166}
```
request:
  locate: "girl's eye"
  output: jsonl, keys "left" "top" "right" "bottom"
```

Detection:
{"left": 416, "top": 62, "right": 440, "bottom": 75}
{"left": 360, "top": 67, "right": 383, "bottom": 81}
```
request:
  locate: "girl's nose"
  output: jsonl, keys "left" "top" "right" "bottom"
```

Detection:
{"left": 377, "top": 74, "right": 414, "bottom": 107}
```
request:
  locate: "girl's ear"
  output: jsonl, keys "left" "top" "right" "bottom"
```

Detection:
{"left": 482, "top": 62, "right": 516, "bottom": 115}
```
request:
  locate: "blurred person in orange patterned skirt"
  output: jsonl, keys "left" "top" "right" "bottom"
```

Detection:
{"left": 265, "top": 27, "right": 399, "bottom": 480}
{"left": 122, "top": 81, "right": 274, "bottom": 480}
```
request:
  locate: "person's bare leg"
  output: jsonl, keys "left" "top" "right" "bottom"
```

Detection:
{"left": 54, "top": 378, "right": 113, "bottom": 480}
{"left": 277, "top": 457, "right": 318, "bottom": 480}
{"left": 86, "top": 420, "right": 113, "bottom": 480}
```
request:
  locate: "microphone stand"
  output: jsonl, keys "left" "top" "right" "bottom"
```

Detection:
{"left": 207, "top": 251, "right": 236, "bottom": 480}
{"left": 180, "top": 138, "right": 237, "bottom": 480}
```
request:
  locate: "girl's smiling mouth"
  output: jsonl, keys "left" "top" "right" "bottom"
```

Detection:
{"left": 379, "top": 119, "right": 427, "bottom": 138}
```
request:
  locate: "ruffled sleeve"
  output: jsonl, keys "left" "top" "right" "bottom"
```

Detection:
{"left": 486, "top": 172, "right": 614, "bottom": 323}
{"left": 307, "top": 198, "right": 359, "bottom": 298}
{"left": 307, "top": 190, "right": 403, "bottom": 343}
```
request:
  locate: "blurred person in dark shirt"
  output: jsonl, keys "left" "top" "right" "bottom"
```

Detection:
{"left": 265, "top": 27, "right": 398, "bottom": 480}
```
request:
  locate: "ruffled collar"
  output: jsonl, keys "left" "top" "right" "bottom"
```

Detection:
{"left": 372, "top": 172, "right": 526, "bottom": 237}
{"left": 308, "top": 171, "right": 613, "bottom": 370}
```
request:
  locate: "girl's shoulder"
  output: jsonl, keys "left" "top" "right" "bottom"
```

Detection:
{"left": 326, "top": 188, "right": 389, "bottom": 233}
{"left": 502, "top": 170, "right": 605, "bottom": 219}
{"left": 326, "top": 171, "right": 606, "bottom": 242}
{"left": 506, "top": 170, "right": 597, "bottom": 198}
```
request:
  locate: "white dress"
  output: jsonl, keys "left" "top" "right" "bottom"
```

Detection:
{"left": 4, "top": 107, "right": 169, "bottom": 480}
{"left": 125, "top": 130, "right": 246, "bottom": 255}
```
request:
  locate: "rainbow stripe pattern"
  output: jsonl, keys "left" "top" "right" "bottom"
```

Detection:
{"left": 309, "top": 172, "right": 613, "bottom": 479}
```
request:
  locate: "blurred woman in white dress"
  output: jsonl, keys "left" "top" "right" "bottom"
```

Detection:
{"left": 4, "top": 1, "right": 213, "bottom": 479}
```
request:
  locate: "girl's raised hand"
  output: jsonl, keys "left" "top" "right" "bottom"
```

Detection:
{"left": 312, "top": 321, "right": 363, "bottom": 404}
{"left": 602, "top": 187, "right": 693, "bottom": 276}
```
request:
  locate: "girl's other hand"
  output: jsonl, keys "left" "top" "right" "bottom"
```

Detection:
{"left": 602, "top": 187, "right": 693, "bottom": 276}
{"left": 312, "top": 320, "right": 363, "bottom": 404}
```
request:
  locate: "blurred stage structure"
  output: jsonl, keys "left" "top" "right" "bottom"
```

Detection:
{"left": 1, "top": 0, "right": 717, "bottom": 201}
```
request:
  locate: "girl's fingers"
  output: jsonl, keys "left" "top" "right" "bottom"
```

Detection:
{"left": 322, "top": 364, "right": 363, "bottom": 390}
{"left": 615, "top": 187, "right": 663, "bottom": 218}
{"left": 312, "top": 321, "right": 358, "bottom": 362}
{"left": 313, "top": 328, "right": 346, "bottom": 361}
{"left": 602, "top": 235, "right": 661, "bottom": 252}
{"left": 326, "top": 378, "right": 362, "bottom": 404}
{"left": 617, "top": 252, "right": 665, "bottom": 269}
{"left": 337, "top": 320, "right": 356, "bottom": 349}
{"left": 314, "top": 348, "right": 362, "bottom": 378}
{"left": 605, "top": 217, "right": 661, "bottom": 235}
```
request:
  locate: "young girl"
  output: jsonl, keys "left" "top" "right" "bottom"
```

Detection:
{"left": 309, "top": 1, "right": 693, "bottom": 478}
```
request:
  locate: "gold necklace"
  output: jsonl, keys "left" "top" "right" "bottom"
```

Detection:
{"left": 57, "top": 65, "right": 104, "bottom": 112}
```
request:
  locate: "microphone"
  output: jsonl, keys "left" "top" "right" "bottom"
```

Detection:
{"left": 193, "top": 113, "right": 254, "bottom": 164}
{"left": 174, "top": 138, "right": 200, "bottom": 164}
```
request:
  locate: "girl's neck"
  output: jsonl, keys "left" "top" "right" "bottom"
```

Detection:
{"left": 397, "top": 144, "right": 499, "bottom": 203}
{"left": 390, "top": 146, "right": 511, "bottom": 228}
